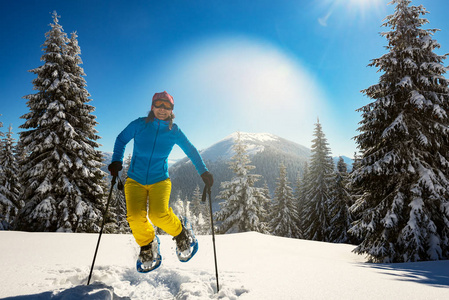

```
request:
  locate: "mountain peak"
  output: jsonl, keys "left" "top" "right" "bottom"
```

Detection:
{"left": 199, "top": 132, "right": 279, "bottom": 161}
{"left": 226, "top": 132, "right": 279, "bottom": 143}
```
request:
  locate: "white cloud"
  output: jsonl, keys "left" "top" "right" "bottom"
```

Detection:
{"left": 318, "top": 11, "right": 332, "bottom": 27}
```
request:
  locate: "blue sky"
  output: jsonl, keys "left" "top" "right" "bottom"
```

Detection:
{"left": 1, "top": 0, "right": 449, "bottom": 160}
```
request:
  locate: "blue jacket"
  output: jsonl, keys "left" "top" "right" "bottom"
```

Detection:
{"left": 112, "top": 117, "right": 208, "bottom": 185}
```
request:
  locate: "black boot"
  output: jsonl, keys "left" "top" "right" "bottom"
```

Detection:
{"left": 136, "top": 236, "right": 162, "bottom": 273}
{"left": 139, "top": 240, "right": 154, "bottom": 264}
{"left": 173, "top": 225, "right": 190, "bottom": 252}
{"left": 173, "top": 219, "right": 199, "bottom": 262}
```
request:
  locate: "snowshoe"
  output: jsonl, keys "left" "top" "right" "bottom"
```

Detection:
{"left": 136, "top": 236, "right": 162, "bottom": 273}
{"left": 173, "top": 217, "right": 198, "bottom": 262}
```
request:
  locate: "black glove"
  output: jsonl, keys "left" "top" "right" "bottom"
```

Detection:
{"left": 108, "top": 161, "right": 123, "bottom": 177}
{"left": 201, "top": 171, "right": 214, "bottom": 187}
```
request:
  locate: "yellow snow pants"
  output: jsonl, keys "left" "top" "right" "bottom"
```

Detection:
{"left": 124, "top": 177, "right": 182, "bottom": 247}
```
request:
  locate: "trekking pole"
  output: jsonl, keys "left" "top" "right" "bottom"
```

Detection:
{"left": 87, "top": 175, "right": 117, "bottom": 285}
{"left": 202, "top": 185, "right": 220, "bottom": 292}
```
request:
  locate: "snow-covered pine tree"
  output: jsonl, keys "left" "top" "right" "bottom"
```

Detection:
{"left": 190, "top": 185, "right": 202, "bottom": 216}
{"left": 199, "top": 185, "right": 212, "bottom": 234}
{"left": 0, "top": 115, "right": 3, "bottom": 138}
{"left": 189, "top": 185, "right": 210, "bottom": 234}
{"left": 0, "top": 117, "right": 5, "bottom": 230}
{"left": 0, "top": 125, "right": 22, "bottom": 228}
{"left": 293, "top": 171, "right": 302, "bottom": 205}
{"left": 327, "top": 157, "right": 352, "bottom": 243}
{"left": 15, "top": 12, "right": 105, "bottom": 232}
{"left": 101, "top": 175, "right": 117, "bottom": 234}
{"left": 172, "top": 194, "right": 193, "bottom": 229}
{"left": 347, "top": 152, "right": 365, "bottom": 243}
{"left": 301, "top": 120, "right": 334, "bottom": 242}
{"left": 102, "top": 154, "right": 131, "bottom": 234}
{"left": 118, "top": 155, "right": 131, "bottom": 232}
{"left": 260, "top": 181, "right": 272, "bottom": 227}
{"left": 0, "top": 116, "right": 4, "bottom": 221}
{"left": 296, "top": 162, "right": 309, "bottom": 233}
{"left": 215, "top": 132, "right": 269, "bottom": 234}
{"left": 105, "top": 154, "right": 131, "bottom": 234}
{"left": 350, "top": 0, "right": 449, "bottom": 262}
{"left": 269, "top": 162, "right": 302, "bottom": 238}
{"left": 0, "top": 115, "right": 3, "bottom": 180}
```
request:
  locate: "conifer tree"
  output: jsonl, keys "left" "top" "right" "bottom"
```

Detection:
{"left": 103, "top": 155, "right": 131, "bottom": 234}
{"left": 0, "top": 115, "right": 3, "bottom": 138}
{"left": 0, "top": 125, "right": 22, "bottom": 226}
{"left": 15, "top": 12, "right": 105, "bottom": 232}
{"left": 293, "top": 171, "right": 302, "bottom": 206}
{"left": 189, "top": 185, "right": 211, "bottom": 234}
{"left": 351, "top": 0, "right": 449, "bottom": 262}
{"left": 105, "top": 154, "right": 131, "bottom": 233}
{"left": 0, "top": 117, "right": 6, "bottom": 230}
{"left": 202, "top": 195, "right": 213, "bottom": 235}
{"left": 269, "top": 163, "right": 302, "bottom": 238}
{"left": 302, "top": 120, "right": 334, "bottom": 241}
{"left": 190, "top": 185, "right": 203, "bottom": 221}
{"left": 215, "top": 132, "right": 268, "bottom": 234}
{"left": 172, "top": 195, "right": 192, "bottom": 228}
{"left": 296, "top": 163, "right": 309, "bottom": 232}
{"left": 328, "top": 157, "right": 352, "bottom": 243}
{"left": 0, "top": 116, "right": 4, "bottom": 224}
{"left": 189, "top": 185, "right": 201, "bottom": 233}
{"left": 348, "top": 152, "right": 365, "bottom": 239}
{"left": 260, "top": 181, "right": 272, "bottom": 227}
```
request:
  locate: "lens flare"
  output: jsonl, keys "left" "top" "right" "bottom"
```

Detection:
{"left": 318, "top": 0, "right": 386, "bottom": 26}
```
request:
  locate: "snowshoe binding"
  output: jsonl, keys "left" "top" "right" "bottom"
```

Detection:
{"left": 136, "top": 236, "right": 162, "bottom": 273}
{"left": 173, "top": 217, "right": 198, "bottom": 262}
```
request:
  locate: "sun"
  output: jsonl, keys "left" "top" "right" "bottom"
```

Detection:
{"left": 349, "top": 0, "right": 373, "bottom": 4}
{"left": 347, "top": 0, "right": 384, "bottom": 11}
{"left": 318, "top": 0, "right": 386, "bottom": 26}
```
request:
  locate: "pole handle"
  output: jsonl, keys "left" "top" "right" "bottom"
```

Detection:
{"left": 202, "top": 184, "right": 210, "bottom": 203}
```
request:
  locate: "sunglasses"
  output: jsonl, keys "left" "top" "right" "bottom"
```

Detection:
{"left": 153, "top": 100, "right": 173, "bottom": 110}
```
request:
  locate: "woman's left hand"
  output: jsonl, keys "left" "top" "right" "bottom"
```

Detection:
{"left": 201, "top": 171, "right": 214, "bottom": 187}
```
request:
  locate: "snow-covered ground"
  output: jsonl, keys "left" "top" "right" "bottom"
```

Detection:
{"left": 0, "top": 231, "right": 448, "bottom": 299}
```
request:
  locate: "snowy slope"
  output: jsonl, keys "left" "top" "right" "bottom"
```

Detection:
{"left": 0, "top": 231, "right": 448, "bottom": 299}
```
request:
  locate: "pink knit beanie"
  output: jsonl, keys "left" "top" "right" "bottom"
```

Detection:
{"left": 152, "top": 91, "right": 174, "bottom": 108}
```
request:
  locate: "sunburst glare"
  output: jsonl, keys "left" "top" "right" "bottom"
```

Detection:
{"left": 318, "top": 0, "right": 387, "bottom": 26}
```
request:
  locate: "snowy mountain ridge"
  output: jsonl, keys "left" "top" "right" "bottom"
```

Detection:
{"left": 198, "top": 131, "right": 310, "bottom": 163}
{"left": 199, "top": 132, "right": 293, "bottom": 162}
{"left": 169, "top": 131, "right": 312, "bottom": 203}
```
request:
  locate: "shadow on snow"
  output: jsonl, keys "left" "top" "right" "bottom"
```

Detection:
{"left": 359, "top": 260, "right": 449, "bottom": 288}
{"left": 1, "top": 282, "right": 129, "bottom": 300}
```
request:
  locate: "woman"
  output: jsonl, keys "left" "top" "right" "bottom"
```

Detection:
{"left": 108, "top": 91, "right": 213, "bottom": 270}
